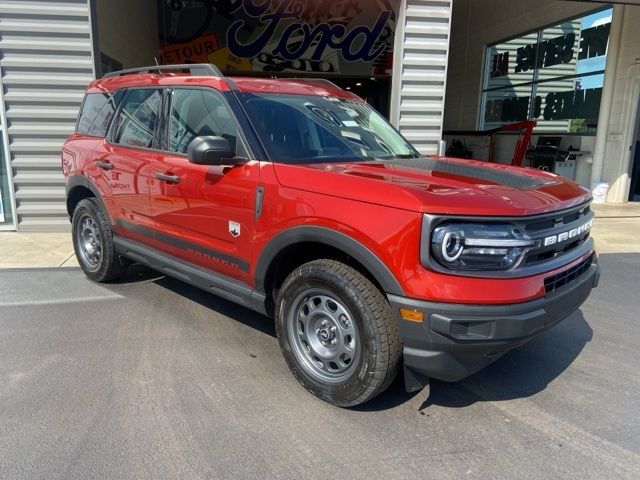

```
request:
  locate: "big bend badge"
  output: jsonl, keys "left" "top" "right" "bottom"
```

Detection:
{"left": 229, "top": 221, "right": 241, "bottom": 238}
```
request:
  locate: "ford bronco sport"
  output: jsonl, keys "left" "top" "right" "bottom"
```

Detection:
{"left": 63, "top": 64, "right": 600, "bottom": 406}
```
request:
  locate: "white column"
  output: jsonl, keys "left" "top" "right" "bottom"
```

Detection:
{"left": 590, "top": 4, "right": 625, "bottom": 190}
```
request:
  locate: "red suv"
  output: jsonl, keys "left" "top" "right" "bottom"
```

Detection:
{"left": 63, "top": 64, "right": 600, "bottom": 406}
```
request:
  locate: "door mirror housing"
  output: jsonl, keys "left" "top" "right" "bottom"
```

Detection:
{"left": 187, "top": 136, "right": 245, "bottom": 166}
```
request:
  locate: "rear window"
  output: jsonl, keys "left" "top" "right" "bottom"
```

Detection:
{"left": 76, "top": 91, "right": 123, "bottom": 137}
{"left": 113, "top": 89, "right": 164, "bottom": 149}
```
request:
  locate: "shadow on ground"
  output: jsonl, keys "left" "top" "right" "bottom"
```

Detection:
{"left": 422, "top": 311, "right": 592, "bottom": 409}
{"left": 113, "top": 264, "right": 165, "bottom": 284}
{"left": 359, "top": 311, "right": 593, "bottom": 412}
{"left": 150, "top": 269, "right": 276, "bottom": 338}
{"left": 112, "top": 264, "right": 593, "bottom": 412}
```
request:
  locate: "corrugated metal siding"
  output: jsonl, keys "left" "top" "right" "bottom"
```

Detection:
{"left": 391, "top": 0, "right": 452, "bottom": 154}
{"left": 0, "top": 0, "right": 94, "bottom": 230}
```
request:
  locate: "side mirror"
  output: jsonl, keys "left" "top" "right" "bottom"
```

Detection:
{"left": 187, "top": 136, "right": 245, "bottom": 166}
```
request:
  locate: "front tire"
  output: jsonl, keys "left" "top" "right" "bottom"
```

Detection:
{"left": 275, "top": 259, "right": 402, "bottom": 407}
{"left": 72, "top": 198, "right": 126, "bottom": 282}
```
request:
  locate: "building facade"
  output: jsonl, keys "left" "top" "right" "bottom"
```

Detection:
{"left": 0, "top": 0, "right": 638, "bottom": 231}
{"left": 444, "top": 0, "right": 640, "bottom": 206}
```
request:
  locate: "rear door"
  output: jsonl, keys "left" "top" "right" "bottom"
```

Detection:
{"left": 97, "top": 88, "right": 166, "bottom": 244}
{"left": 147, "top": 87, "right": 259, "bottom": 284}
{"left": 71, "top": 90, "right": 123, "bottom": 216}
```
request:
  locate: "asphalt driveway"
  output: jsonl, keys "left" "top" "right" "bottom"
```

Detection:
{"left": 0, "top": 253, "right": 639, "bottom": 480}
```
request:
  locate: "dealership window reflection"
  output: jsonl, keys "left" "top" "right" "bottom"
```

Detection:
{"left": 481, "top": 7, "right": 612, "bottom": 133}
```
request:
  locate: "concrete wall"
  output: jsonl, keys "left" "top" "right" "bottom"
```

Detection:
{"left": 95, "top": 0, "right": 159, "bottom": 71}
{"left": 443, "top": 0, "right": 598, "bottom": 131}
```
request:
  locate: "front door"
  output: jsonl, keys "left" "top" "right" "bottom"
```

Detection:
{"left": 148, "top": 87, "right": 259, "bottom": 284}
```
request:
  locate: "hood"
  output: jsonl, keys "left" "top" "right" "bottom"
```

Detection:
{"left": 272, "top": 157, "right": 592, "bottom": 217}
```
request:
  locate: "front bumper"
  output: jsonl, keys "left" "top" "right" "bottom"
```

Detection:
{"left": 388, "top": 257, "right": 600, "bottom": 386}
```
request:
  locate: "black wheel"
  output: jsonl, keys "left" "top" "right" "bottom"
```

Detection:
{"left": 72, "top": 198, "right": 126, "bottom": 282}
{"left": 275, "top": 259, "right": 402, "bottom": 407}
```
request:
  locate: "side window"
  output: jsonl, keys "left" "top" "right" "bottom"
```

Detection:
{"left": 168, "top": 89, "right": 239, "bottom": 155}
{"left": 83, "top": 91, "right": 124, "bottom": 137}
{"left": 114, "top": 89, "right": 164, "bottom": 148}
{"left": 77, "top": 92, "right": 120, "bottom": 136}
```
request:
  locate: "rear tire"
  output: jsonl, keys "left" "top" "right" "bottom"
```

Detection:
{"left": 72, "top": 198, "right": 126, "bottom": 282}
{"left": 275, "top": 259, "right": 401, "bottom": 407}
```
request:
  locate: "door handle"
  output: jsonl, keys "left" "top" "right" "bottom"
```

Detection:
{"left": 95, "top": 160, "right": 113, "bottom": 171}
{"left": 155, "top": 172, "right": 180, "bottom": 184}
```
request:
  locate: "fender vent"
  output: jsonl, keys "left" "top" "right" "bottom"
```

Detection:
{"left": 544, "top": 254, "right": 593, "bottom": 294}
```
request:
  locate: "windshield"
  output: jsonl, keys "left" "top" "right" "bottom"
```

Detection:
{"left": 239, "top": 93, "right": 419, "bottom": 163}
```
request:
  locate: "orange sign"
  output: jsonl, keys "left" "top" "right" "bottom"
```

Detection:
{"left": 160, "top": 34, "right": 220, "bottom": 65}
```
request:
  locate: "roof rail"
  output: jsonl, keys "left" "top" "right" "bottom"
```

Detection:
{"left": 299, "top": 78, "right": 341, "bottom": 89}
{"left": 103, "top": 63, "right": 223, "bottom": 78}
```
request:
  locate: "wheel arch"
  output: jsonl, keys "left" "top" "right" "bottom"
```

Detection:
{"left": 255, "top": 226, "right": 405, "bottom": 302}
{"left": 66, "top": 175, "right": 108, "bottom": 220}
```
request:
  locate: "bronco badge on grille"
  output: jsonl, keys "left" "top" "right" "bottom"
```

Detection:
{"left": 543, "top": 219, "right": 593, "bottom": 247}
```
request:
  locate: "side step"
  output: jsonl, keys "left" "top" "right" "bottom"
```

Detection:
{"left": 113, "top": 236, "right": 267, "bottom": 315}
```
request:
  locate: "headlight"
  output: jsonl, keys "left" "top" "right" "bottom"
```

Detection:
{"left": 431, "top": 223, "right": 535, "bottom": 271}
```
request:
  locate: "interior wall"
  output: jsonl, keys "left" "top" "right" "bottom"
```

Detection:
{"left": 443, "top": 0, "right": 598, "bottom": 132}
{"left": 95, "top": 0, "right": 159, "bottom": 72}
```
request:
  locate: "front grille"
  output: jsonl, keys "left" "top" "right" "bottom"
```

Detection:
{"left": 522, "top": 203, "right": 593, "bottom": 267}
{"left": 524, "top": 233, "right": 590, "bottom": 265}
{"left": 526, "top": 205, "right": 590, "bottom": 234}
{"left": 544, "top": 254, "right": 594, "bottom": 293}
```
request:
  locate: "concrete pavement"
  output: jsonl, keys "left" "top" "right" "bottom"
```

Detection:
{"left": 0, "top": 204, "right": 638, "bottom": 479}
{"left": 0, "top": 232, "right": 78, "bottom": 268}
{"left": 0, "top": 254, "right": 639, "bottom": 479}
{"left": 591, "top": 201, "right": 640, "bottom": 218}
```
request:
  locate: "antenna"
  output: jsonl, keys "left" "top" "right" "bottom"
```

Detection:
{"left": 154, "top": 56, "right": 160, "bottom": 66}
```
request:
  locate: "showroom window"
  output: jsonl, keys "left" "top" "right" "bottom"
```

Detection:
{"left": 481, "top": 7, "right": 612, "bottom": 133}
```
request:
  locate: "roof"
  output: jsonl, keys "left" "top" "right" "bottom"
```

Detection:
{"left": 231, "top": 77, "right": 358, "bottom": 99}
{"left": 87, "top": 72, "right": 359, "bottom": 100}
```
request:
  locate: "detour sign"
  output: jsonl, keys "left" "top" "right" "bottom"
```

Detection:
{"left": 160, "top": 34, "right": 220, "bottom": 64}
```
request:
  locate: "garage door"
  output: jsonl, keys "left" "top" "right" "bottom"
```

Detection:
{"left": 0, "top": 0, "right": 95, "bottom": 231}
{"left": 391, "top": 0, "right": 452, "bottom": 155}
